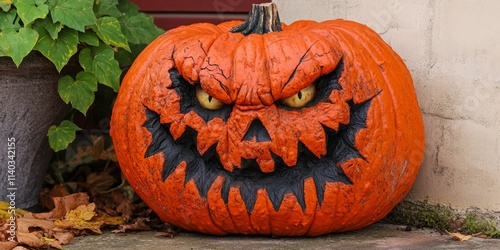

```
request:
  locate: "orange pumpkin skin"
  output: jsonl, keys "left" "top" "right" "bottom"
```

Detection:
{"left": 111, "top": 19, "right": 424, "bottom": 236}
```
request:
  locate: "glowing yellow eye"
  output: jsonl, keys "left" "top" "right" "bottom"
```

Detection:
{"left": 280, "top": 83, "right": 317, "bottom": 108}
{"left": 196, "top": 87, "right": 224, "bottom": 110}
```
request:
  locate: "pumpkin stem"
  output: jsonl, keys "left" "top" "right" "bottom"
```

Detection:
{"left": 230, "top": 2, "right": 282, "bottom": 35}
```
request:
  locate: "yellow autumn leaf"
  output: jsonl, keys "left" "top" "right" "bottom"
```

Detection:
{"left": 0, "top": 0, "right": 13, "bottom": 4}
{"left": 69, "top": 203, "right": 97, "bottom": 220}
{"left": 0, "top": 201, "right": 28, "bottom": 221}
{"left": 54, "top": 203, "right": 102, "bottom": 233}
{"left": 54, "top": 203, "right": 123, "bottom": 234}
{"left": 43, "top": 237, "right": 57, "bottom": 244}
{"left": 96, "top": 215, "right": 125, "bottom": 226}
{"left": 446, "top": 231, "right": 472, "bottom": 241}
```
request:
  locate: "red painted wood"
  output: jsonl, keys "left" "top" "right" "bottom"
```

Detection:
{"left": 129, "top": 0, "right": 269, "bottom": 31}
{"left": 151, "top": 13, "right": 247, "bottom": 31}
{"left": 129, "top": 0, "right": 268, "bottom": 12}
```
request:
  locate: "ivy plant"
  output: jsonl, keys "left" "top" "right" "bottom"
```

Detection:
{"left": 0, "top": 0, "right": 163, "bottom": 151}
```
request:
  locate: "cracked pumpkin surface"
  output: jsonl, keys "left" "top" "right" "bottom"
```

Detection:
{"left": 111, "top": 18, "right": 425, "bottom": 236}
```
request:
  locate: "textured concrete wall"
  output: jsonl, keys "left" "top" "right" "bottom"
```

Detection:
{"left": 274, "top": 0, "right": 500, "bottom": 212}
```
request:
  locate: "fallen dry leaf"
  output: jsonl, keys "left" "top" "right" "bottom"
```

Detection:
{"left": 154, "top": 227, "right": 180, "bottom": 238}
{"left": 69, "top": 203, "right": 96, "bottom": 221}
{"left": 39, "top": 184, "right": 70, "bottom": 210}
{"left": 102, "top": 206, "right": 119, "bottom": 217}
{"left": 0, "top": 201, "right": 28, "bottom": 222}
{"left": 54, "top": 231, "right": 75, "bottom": 244}
{"left": 472, "top": 232, "right": 489, "bottom": 239}
{"left": 91, "top": 135, "right": 105, "bottom": 160}
{"left": 30, "top": 212, "right": 53, "bottom": 220}
{"left": 13, "top": 214, "right": 74, "bottom": 249}
{"left": 112, "top": 218, "right": 151, "bottom": 233}
{"left": 100, "top": 145, "right": 117, "bottom": 162}
{"left": 0, "top": 222, "right": 14, "bottom": 242}
{"left": 47, "top": 239, "right": 63, "bottom": 250}
{"left": 54, "top": 203, "right": 102, "bottom": 234}
{"left": 446, "top": 231, "right": 472, "bottom": 241}
{"left": 16, "top": 231, "right": 44, "bottom": 248}
{"left": 12, "top": 245, "right": 29, "bottom": 250}
{"left": 5, "top": 214, "right": 77, "bottom": 249}
{"left": 54, "top": 203, "right": 124, "bottom": 234}
{"left": 0, "top": 241, "right": 18, "bottom": 250}
{"left": 45, "top": 235, "right": 70, "bottom": 250}
{"left": 52, "top": 193, "right": 90, "bottom": 220}
{"left": 97, "top": 215, "right": 125, "bottom": 226}
{"left": 68, "top": 145, "right": 94, "bottom": 167}
{"left": 112, "top": 190, "right": 134, "bottom": 221}
{"left": 17, "top": 216, "right": 55, "bottom": 236}
{"left": 86, "top": 172, "right": 117, "bottom": 194}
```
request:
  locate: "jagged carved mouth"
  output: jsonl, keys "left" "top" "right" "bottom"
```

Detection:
{"left": 143, "top": 60, "right": 375, "bottom": 213}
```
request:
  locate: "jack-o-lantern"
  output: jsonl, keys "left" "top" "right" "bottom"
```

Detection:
{"left": 111, "top": 3, "right": 424, "bottom": 236}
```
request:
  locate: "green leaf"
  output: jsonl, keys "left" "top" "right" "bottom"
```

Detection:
{"left": 0, "top": 8, "right": 21, "bottom": 30}
{"left": 34, "top": 27, "right": 78, "bottom": 72}
{"left": 49, "top": 0, "right": 95, "bottom": 32}
{"left": 116, "top": 0, "right": 139, "bottom": 15}
{"left": 78, "top": 44, "right": 121, "bottom": 91}
{"left": 94, "top": 0, "right": 121, "bottom": 17}
{"left": 92, "top": 16, "right": 130, "bottom": 51}
{"left": 78, "top": 47, "right": 92, "bottom": 71}
{"left": 0, "top": 28, "right": 39, "bottom": 66}
{"left": 58, "top": 72, "right": 97, "bottom": 115}
{"left": 79, "top": 30, "right": 99, "bottom": 46}
{"left": 0, "top": 0, "right": 12, "bottom": 11}
{"left": 15, "top": 0, "right": 49, "bottom": 24}
{"left": 33, "top": 17, "right": 63, "bottom": 39}
{"left": 47, "top": 120, "right": 81, "bottom": 152}
{"left": 92, "top": 45, "right": 121, "bottom": 91}
{"left": 44, "top": 19, "right": 63, "bottom": 39}
{"left": 120, "top": 13, "right": 163, "bottom": 44}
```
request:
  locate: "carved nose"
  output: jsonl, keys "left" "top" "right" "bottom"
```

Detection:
{"left": 243, "top": 119, "right": 271, "bottom": 142}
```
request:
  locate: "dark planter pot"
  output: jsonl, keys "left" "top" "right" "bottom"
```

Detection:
{"left": 0, "top": 52, "right": 68, "bottom": 209}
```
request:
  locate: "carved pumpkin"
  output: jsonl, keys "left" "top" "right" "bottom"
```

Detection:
{"left": 111, "top": 3, "right": 424, "bottom": 236}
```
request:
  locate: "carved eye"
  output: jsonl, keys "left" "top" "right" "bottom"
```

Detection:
{"left": 196, "top": 87, "right": 224, "bottom": 110}
{"left": 280, "top": 83, "right": 317, "bottom": 108}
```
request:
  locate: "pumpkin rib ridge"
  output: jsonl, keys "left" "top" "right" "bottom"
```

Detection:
{"left": 202, "top": 32, "right": 246, "bottom": 103}
{"left": 335, "top": 23, "right": 421, "bottom": 166}
{"left": 250, "top": 189, "right": 272, "bottom": 234}
{"left": 117, "top": 43, "right": 156, "bottom": 190}
{"left": 261, "top": 33, "right": 274, "bottom": 100}
{"left": 290, "top": 28, "right": 342, "bottom": 87}
{"left": 206, "top": 177, "right": 239, "bottom": 234}
{"left": 203, "top": 194, "right": 230, "bottom": 235}
{"left": 332, "top": 21, "right": 423, "bottom": 223}
{"left": 330, "top": 25, "right": 400, "bottom": 229}
{"left": 246, "top": 189, "right": 269, "bottom": 234}
{"left": 227, "top": 187, "right": 259, "bottom": 234}
{"left": 172, "top": 34, "right": 218, "bottom": 84}
{"left": 114, "top": 37, "right": 159, "bottom": 161}
{"left": 217, "top": 20, "right": 245, "bottom": 32}
{"left": 120, "top": 38, "right": 193, "bottom": 230}
{"left": 306, "top": 22, "right": 398, "bottom": 231}
{"left": 230, "top": 34, "right": 268, "bottom": 103}
{"left": 285, "top": 20, "right": 318, "bottom": 31}
{"left": 302, "top": 178, "right": 319, "bottom": 236}
{"left": 327, "top": 184, "right": 341, "bottom": 234}
{"left": 332, "top": 29, "right": 376, "bottom": 227}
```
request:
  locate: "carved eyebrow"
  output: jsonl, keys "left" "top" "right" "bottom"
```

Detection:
{"left": 283, "top": 41, "right": 319, "bottom": 88}
{"left": 201, "top": 57, "right": 230, "bottom": 93}
{"left": 277, "top": 59, "right": 344, "bottom": 110}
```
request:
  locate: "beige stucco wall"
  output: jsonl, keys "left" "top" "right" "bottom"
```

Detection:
{"left": 274, "top": 0, "right": 500, "bottom": 212}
